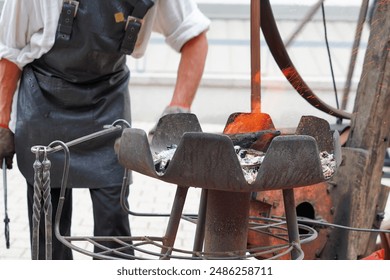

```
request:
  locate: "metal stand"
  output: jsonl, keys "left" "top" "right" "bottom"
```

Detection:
{"left": 28, "top": 112, "right": 335, "bottom": 260}
{"left": 28, "top": 0, "right": 342, "bottom": 260}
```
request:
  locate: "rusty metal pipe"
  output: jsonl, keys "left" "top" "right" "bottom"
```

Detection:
{"left": 250, "top": 0, "right": 261, "bottom": 113}
{"left": 204, "top": 190, "right": 251, "bottom": 257}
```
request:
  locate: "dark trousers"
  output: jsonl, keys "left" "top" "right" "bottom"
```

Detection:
{"left": 27, "top": 183, "right": 132, "bottom": 259}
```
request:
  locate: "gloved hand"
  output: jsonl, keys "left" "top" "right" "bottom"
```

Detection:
{"left": 148, "top": 106, "right": 191, "bottom": 142}
{"left": 0, "top": 127, "right": 15, "bottom": 169}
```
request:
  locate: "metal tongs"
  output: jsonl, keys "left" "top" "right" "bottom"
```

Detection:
{"left": 2, "top": 158, "right": 10, "bottom": 249}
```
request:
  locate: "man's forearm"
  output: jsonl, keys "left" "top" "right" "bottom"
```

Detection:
{"left": 169, "top": 31, "right": 208, "bottom": 108}
{"left": 0, "top": 59, "right": 21, "bottom": 128}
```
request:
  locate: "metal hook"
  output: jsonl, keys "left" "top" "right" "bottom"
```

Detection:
{"left": 106, "top": 119, "right": 131, "bottom": 129}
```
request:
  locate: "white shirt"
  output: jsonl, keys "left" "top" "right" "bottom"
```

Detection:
{"left": 0, "top": 0, "right": 210, "bottom": 68}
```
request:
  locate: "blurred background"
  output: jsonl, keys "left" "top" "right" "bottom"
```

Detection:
{"left": 128, "top": 0, "right": 366, "bottom": 129}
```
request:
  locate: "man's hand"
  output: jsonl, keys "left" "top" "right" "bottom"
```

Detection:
{"left": 0, "top": 59, "right": 21, "bottom": 169}
{"left": 0, "top": 127, "right": 15, "bottom": 169}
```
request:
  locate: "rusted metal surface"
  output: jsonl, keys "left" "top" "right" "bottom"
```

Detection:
{"left": 249, "top": 182, "right": 334, "bottom": 260}
{"left": 204, "top": 191, "right": 251, "bottom": 255}
{"left": 250, "top": 0, "right": 261, "bottom": 113}
{"left": 296, "top": 116, "right": 334, "bottom": 153}
{"left": 248, "top": 115, "right": 338, "bottom": 259}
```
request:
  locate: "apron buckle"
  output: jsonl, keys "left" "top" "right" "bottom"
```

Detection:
{"left": 125, "top": 15, "right": 143, "bottom": 30}
{"left": 57, "top": 0, "right": 79, "bottom": 40}
{"left": 120, "top": 16, "right": 143, "bottom": 55}
{"left": 64, "top": 0, "right": 79, "bottom": 17}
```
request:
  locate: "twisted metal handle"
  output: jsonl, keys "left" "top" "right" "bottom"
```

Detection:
{"left": 42, "top": 151, "right": 52, "bottom": 260}
{"left": 32, "top": 150, "right": 43, "bottom": 260}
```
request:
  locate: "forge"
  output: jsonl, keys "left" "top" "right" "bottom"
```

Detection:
{"left": 115, "top": 110, "right": 339, "bottom": 260}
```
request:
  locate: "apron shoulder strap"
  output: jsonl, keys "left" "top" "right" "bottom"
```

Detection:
{"left": 57, "top": 1, "right": 80, "bottom": 41}
{"left": 56, "top": 0, "right": 154, "bottom": 54}
{"left": 128, "top": 0, "right": 155, "bottom": 19}
{"left": 120, "top": 0, "right": 155, "bottom": 55}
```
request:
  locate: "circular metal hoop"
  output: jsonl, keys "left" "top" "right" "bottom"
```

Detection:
{"left": 56, "top": 217, "right": 317, "bottom": 260}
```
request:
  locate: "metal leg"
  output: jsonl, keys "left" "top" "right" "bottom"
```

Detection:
{"left": 160, "top": 185, "right": 189, "bottom": 259}
{"left": 282, "top": 188, "right": 302, "bottom": 260}
{"left": 192, "top": 189, "right": 208, "bottom": 254}
{"left": 204, "top": 190, "right": 251, "bottom": 257}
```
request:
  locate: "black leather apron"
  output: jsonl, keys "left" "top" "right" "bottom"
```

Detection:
{"left": 15, "top": 0, "right": 136, "bottom": 189}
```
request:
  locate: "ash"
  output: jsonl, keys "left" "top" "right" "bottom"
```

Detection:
{"left": 152, "top": 145, "right": 337, "bottom": 182}
{"left": 320, "top": 151, "right": 337, "bottom": 180}
{"left": 153, "top": 144, "right": 177, "bottom": 175}
{"left": 235, "top": 147, "right": 337, "bottom": 183}
{"left": 234, "top": 146, "right": 265, "bottom": 184}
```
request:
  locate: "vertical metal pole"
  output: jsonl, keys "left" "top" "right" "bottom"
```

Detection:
{"left": 282, "top": 188, "right": 302, "bottom": 260}
{"left": 251, "top": 0, "right": 261, "bottom": 113}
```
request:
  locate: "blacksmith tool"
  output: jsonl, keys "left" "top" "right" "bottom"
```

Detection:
{"left": 2, "top": 158, "right": 10, "bottom": 249}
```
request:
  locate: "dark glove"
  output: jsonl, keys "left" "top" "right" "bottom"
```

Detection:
{"left": 0, "top": 127, "right": 15, "bottom": 169}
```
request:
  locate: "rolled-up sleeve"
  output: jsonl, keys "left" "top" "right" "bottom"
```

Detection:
{"left": 0, "top": 0, "right": 61, "bottom": 69}
{"left": 153, "top": 0, "right": 210, "bottom": 52}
